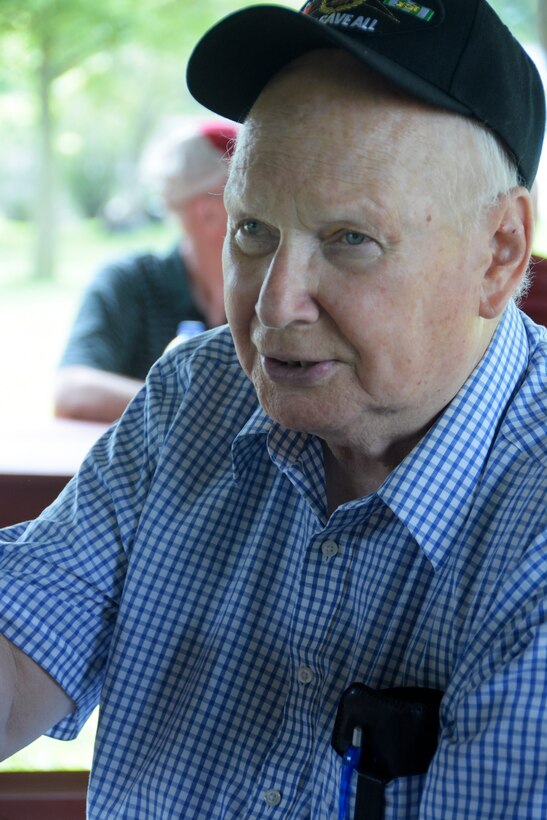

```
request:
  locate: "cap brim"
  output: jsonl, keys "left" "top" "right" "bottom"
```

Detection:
{"left": 186, "top": 4, "right": 471, "bottom": 123}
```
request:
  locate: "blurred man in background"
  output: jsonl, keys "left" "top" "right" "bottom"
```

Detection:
{"left": 54, "top": 119, "right": 237, "bottom": 423}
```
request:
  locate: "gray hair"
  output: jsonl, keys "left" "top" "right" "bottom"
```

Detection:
{"left": 447, "top": 117, "right": 530, "bottom": 300}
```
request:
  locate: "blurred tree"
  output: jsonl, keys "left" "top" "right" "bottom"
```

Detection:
{"left": 0, "top": 0, "right": 144, "bottom": 279}
{"left": 489, "top": 0, "right": 537, "bottom": 41}
{"left": 0, "top": 0, "right": 296, "bottom": 280}
{"left": 56, "top": 47, "right": 185, "bottom": 221}
{"left": 538, "top": 0, "right": 547, "bottom": 52}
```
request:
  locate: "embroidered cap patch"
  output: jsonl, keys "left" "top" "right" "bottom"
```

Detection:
{"left": 301, "top": 0, "right": 442, "bottom": 34}
{"left": 384, "top": 0, "right": 435, "bottom": 22}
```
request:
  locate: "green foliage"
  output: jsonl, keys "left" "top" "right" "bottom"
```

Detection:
{"left": 0, "top": 0, "right": 135, "bottom": 75}
{"left": 62, "top": 153, "right": 115, "bottom": 218}
{"left": 0, "top": 0, "right": 196, "bottom": 273}
{"left": 55, "top": 44, "right": 187, "bottom": 217}
{"left": 0, "top": 0, "right": 538, "bottom": 280}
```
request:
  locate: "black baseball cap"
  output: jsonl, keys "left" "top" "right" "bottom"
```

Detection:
{"left": 187, "top": 0, "right": 545, "bottom": 189}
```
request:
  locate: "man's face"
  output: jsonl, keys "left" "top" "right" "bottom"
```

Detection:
{"left": 223, "top": 50, "right": 495, "bottom": 452}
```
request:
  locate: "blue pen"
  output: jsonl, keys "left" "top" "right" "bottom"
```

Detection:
{"left": 338, "top": 726, "right": 363, "bottom": 820}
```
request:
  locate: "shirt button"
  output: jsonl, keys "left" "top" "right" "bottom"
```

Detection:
{"left": 297, "top": 665, "right": 315, "bottom": 685}
{"left": 264, "top": 789, "right": 282, "bottom": 807}
{"left": 321, "top": 539, "right": 339, "bottom": 559}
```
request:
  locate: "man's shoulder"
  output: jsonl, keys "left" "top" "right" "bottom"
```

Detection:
{"left": 156, "top": 325, "right": 251, "bottom": 395}
{"left": 145, "top": 326, "right": 260, "bottom": 450}
{"left": 92, "top": 248, "right": 177, "bottom": 290}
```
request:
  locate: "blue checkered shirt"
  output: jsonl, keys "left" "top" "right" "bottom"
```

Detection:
{"left": 0, "top": 303, "right": 546, "bottom": 818}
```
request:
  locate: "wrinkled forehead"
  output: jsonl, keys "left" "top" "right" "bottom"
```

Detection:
{"left": 243, "top": 49, "right": 418, "bottom": 130}
{"left": 227, "top": 50, "right": 465, "bottom": 192}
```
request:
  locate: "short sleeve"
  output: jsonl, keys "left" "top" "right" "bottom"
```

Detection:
{"left": 0, "top": 361, "right": 172, "bottom": 738}
{"left": 59, "top": 256, "right": 145, "bottom": 375}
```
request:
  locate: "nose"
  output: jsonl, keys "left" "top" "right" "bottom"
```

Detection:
{"left": 256, "top": 241, "right": 321, "bottom": 328}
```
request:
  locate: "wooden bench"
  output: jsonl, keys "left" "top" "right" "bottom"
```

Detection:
{"left": 0, "top": 771, "right": 88, "bottom": 820}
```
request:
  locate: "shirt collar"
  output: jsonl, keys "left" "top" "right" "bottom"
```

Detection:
{"left": 378, "top": 303, "right": 530, "bottom": 570}
{"left": 231, "top": 402, "right": 326, "bottom": 504}
{"left": 231, "top": 405, "right": 272, "bottom": 481}
{"left": 232, "top": 397, "right": 318, "bottom": 467}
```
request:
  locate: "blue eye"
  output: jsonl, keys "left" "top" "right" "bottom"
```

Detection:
{"left": 344, "top": 231, "right": 366, "bottom": 245}
{"left": 233, "top": 218, "right": 277, "bottom": 256}
{"left": 241, "top": 220, "right": 262, "bottom": 235}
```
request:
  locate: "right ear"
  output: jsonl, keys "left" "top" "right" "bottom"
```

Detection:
{"left": 478, "top": 188, "right": 534, "bottom": 320}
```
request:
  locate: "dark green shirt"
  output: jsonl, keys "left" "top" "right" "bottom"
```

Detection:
{"left": 60, "top": 246, "right": 206, "bottom": 380}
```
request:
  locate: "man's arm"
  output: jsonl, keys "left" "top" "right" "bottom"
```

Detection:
{"left": 0, "top": 634, "right": 74, "bottom": 761}
{"left": 54, "top": 365, "right": 144, "bottom": 423}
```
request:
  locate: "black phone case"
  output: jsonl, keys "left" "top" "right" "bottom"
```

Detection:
{"left": 332, "top": 682, "right": 443, "bottom": 820}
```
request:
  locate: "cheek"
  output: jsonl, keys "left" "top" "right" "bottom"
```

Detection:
{"left": 338, "top": 280, "right": 440, "bottom": 385}
{"left": 224, "top": 252, "right": 248, "bottom": 321}
{"left": 333, "top": 281, "right": 403, "bottom": 349}
{"left": 223, "top": 259, "right": 259, "bottom": 374}
{"left": 223, "top": 244, "right": 262, "bottom": 313}
{"left": 409, "top": 287, "right": 480, "bottom": 386}
{"left": 222, "top": 244, "right": 237, "bottom": 312}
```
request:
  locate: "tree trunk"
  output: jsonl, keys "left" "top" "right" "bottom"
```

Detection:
{"left": 33, "top": 46, "right": 56, "bottom": 281}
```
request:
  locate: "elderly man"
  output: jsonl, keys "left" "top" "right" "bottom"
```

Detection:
{"left": 0, "top": 1, "right": 546, "bottom": 818}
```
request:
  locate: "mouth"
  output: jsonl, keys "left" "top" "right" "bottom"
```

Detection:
{"left": 261, "top": 355, "right": 336, "bottom": 384}
{"left": 274, "top": 359, "right": 318, "bottom": 368}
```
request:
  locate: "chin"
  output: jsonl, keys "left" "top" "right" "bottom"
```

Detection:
{"left": 256, "top": 389, "right": 339, "bottom": 437}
